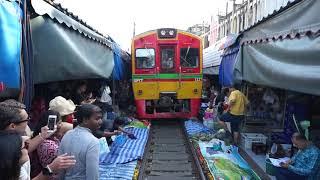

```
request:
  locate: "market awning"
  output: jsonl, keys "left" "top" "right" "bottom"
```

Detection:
{"left": 234, "top": 0, "right": 320, "bottom": 95}
{"left": 219, "top": 34, "right": 238, "bottom": 50}
{"left": 0, "top": 1, "right": 22, "bottom": 89}
{"left": 219, "top": 45, "right": 239, "bottom": 87}
{"left": 30, "top": 0, "right": 114, "bottom": 84}
{"left": 112, "top": 43, "right": 124, "bottom": 80}
{"left": 203, "top": 39, "right": 225, "bottom": 68}
{"left": 234, "top": 36, "right": 320, "bottom": 96}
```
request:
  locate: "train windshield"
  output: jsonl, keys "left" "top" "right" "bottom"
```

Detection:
{"left": 180, "top": 48, "right": 199, "bottom": 68}
{"left": 161, "top": 47, "right": 175, "bottom": 72}
{"left": 135, "top": 48, "right": 155, "bottom": 69}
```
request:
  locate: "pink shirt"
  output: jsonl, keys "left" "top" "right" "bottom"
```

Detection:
{"left": 37, "top": 139, "right": 60, "bottom": 180}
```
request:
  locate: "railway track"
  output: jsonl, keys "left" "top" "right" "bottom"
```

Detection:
{"left": 138, "top": 120, "right": 206, "bottom": 180}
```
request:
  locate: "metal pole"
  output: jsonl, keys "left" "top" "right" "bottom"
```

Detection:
{"left": 112, "top": 77, "right": 115, "bottom": 106}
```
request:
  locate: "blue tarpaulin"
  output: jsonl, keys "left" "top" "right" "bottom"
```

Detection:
{"left": 219, "top": 45, "right": 239, "bottom": 87}
{"left": 0, "top": 0, "right": 22, "bottom": 88}
{"left": 101, "top": 127, "right": 149, "bottom": 164}
{"left": 22, "top": 0, "right": 34, "bottom": 110}
{"left": 184, "top": 120, "right": 212, "bottom": 136}
{"left": 112, "top": 43, "right": 124, "bottom": 80}
{"left": 99, "top": 160, "right": 137, "bottom": 180}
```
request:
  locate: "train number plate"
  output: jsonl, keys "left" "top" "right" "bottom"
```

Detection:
{"left": 195, "top": 78, "right": 202, "bottom": 81}
{"left": 133, "top": 79, "right": 143, "bottom": 82}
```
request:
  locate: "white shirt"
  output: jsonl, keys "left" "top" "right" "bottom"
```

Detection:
{"left": 19, "top": 160, "right": 31, "bottom": 180}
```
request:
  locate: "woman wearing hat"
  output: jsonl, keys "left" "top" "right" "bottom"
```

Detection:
{"left": 49, "top": 96, "right": 76, "bottom": 124}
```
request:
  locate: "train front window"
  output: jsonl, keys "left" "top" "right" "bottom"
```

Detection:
{"left": 161, "top": 47, "right": 175, "bottom": 72}
{"left": 135, "top": 48, "right": 155, "bottom": 69}
{"left": 180, "top": 48, "right": 199, "bottom": 68}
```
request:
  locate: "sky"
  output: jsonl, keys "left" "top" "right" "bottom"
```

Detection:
{"left": 54, "top": 0, "right": 230, "bottom": 51}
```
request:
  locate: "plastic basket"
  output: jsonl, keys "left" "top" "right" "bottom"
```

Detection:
{"left": 241, "top": 133, "right": 267, "bottom": 149}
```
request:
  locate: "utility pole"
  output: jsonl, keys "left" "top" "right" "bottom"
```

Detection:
{"left": 132, "top": 21, "right": 136, "bottom": 38}
{"left": 232, "top": 0, "right": 236, "bottom": 33}
{"left": 226, "top": 1, "right": 228, "bottom": 17}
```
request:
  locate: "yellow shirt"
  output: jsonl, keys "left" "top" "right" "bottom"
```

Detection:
{"left": 228, "top": 90, "right": 249, "bottom": 116}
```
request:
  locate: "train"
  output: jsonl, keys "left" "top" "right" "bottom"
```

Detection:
{"left": 131, "top": 28, "right": 203, "bottom": 119}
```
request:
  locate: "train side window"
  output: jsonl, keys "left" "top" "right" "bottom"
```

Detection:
{"left": 180, "top": 48, "right": 199, "bottom": 68}
{"left": 135, "top": 49, "right": 155, "bottom": 69}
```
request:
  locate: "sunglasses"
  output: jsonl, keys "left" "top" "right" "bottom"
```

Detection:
{"left": 14, "top": 117, "right": 30, "bottom": 124}
{"left": 21, "top": 141, "right": 29, "bottom": 150}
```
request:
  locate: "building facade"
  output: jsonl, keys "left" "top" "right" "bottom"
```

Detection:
{"left": 187, "top": 23, "right": 210, "bottom": 48}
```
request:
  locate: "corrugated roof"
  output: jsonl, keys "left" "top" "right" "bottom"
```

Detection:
{"left": 31, "top": 0, "right": 113, "bottom": 47}
{"left": 203, "top": 45, "right": 223, "bottom": 68}
{"left": 203, "top": 37, "right": 227, "bottom": 68}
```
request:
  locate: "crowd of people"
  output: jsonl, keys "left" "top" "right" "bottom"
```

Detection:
{"left": 1, "top": 79, "right": 319, "bottom": 180}
{"left": 0, "top": 80, "right": 135, "bottom": 180}
{"left": 0, "top": 99, "right": 76, "bottom": 180}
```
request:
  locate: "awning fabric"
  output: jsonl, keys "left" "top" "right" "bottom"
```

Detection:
{"left": 0, "top": 0, "right": 22, "bottom": 88}
{"left": 112, "top": 43, "right": 124, "bottom": 80}
{"left": 219, "top": 34, "right": 238, "bottom": 50}
{"left": 219, "top": 45, "right": 239, "bottom": 87}
{"left": 234, "top": 0, "right": 320, "bottom": 96}
{"left": 30, "top": 0, "right": 114, "bottom": 84}
{"left": 234, "top": 36, "right": 320, "bottom": 96}
{"left": 203, "top": 39, "right": 225, "bottom": 68}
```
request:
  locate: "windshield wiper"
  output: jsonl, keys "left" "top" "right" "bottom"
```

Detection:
{"left": 184, "top": 46, "right": 190, "bottom": 61}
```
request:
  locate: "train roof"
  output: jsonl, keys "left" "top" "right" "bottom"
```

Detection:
{"left": 133, "top": 28, "right": 201, "bottom": 41}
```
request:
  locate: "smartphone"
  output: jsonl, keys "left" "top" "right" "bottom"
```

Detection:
{"left": 47, "top": 115, "right": 57, "bottom": 132}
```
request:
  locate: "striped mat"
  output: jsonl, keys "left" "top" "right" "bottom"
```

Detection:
{"left": 101, "top": 127, "right": 149, "bottom": 164}
{"left": 184, "top": 120, "right": 212, "bottom": 136}
{"left": 99, "top": 160, "right": 137, "bottom": 180}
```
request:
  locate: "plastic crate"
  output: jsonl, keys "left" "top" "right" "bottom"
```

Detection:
{"left": 241, "top": 133, "right": 267, "bottom": 149}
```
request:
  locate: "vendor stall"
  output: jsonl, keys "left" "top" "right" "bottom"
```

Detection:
{"left": 184, "top": 119, "right": 262, "bottom": 179}
{"left": 230, "top": 0, "right": 320, "bottom": 177}
{"left": 243, "top": 84, "right": 287, "bottom": 132}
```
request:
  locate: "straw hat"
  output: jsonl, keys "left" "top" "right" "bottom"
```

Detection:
{"left": 49, "top": 96, "right": 76, "bottom": 116}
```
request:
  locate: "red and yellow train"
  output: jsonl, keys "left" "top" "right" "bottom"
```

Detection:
{"left": 131, "top": 28, "right": 203, "bottom": 119}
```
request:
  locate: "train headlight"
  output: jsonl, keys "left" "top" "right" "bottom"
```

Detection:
{"left": 193, "top": 89, "right": 198, "bottom": 94}
{"left": 158, "top": 28, "right": 177, "bottom": 38}
{"left": 138, "top": 90, "right": 143, "bottom": 95}
{"left": 160, "top": 30, "right": 166, "bottom": 36}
